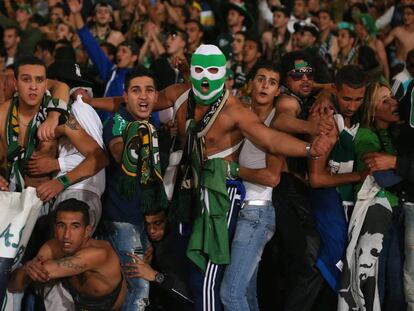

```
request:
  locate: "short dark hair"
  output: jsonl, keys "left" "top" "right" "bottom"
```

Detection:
{"left": 335, "top": 65, "right": 366, "bottom": 90}
{"left": 357, "top": 45, "right": 379, "bottom": 71}
{"left": 407, "top": 48, "right": 414, "bottom": 63}
{"left": 235, "top": 30, "right": 247, "bottom": 38}
{"left": 251, "top": 60, "right": 282, "bottom": 80}
{"left": 186, "top": 19, "right": 204, "bottom": 32}
{"left": 54, "top": 198, "right": 90, "bottom": 226}
{"left": 4, "top": 25, "right": 21, "bottom": 38}
{"left": 54, "top": 46, "right": 76, "bottom": 62}
{"left": 144, "top": 209, "right": 167, "bottom": 217}
{"left": 124, "top": 66, "right": 157, "bottom": 90}
{"left": 403, "top": 5, "right": 414, "bottom": 13}
{"left": 36, "top": 39, "right": 56, "bottom": 55}
{"left": 317, "top": 9, "right": 335, "bottom": 21}
{"left": 14, "top": 55, "right": 46, "bottom": 78}
{"left": 244, "top": 33, "right": 263, "bottom": 55}
{"left": 100, "top": 42, "right": 116, "bottom": 58}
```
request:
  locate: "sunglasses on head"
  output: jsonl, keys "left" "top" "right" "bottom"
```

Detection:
{"left": 288, "top": 68, "right": 314, "bottom": 81}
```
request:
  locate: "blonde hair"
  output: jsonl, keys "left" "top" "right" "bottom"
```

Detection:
{"left": 360, "top": 81, "right": 390, "bottom": 129}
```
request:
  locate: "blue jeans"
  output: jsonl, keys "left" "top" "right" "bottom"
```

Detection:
{"left": 220, "top": 202, "right": 275, "bottom": 311}
{"left": 405, "top": 202, "right": 414, "bottom": 311}
{"left": 102, "top": 222, "right": 149, "bottom": 311}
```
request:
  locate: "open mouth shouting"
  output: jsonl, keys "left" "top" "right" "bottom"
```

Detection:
{"left": 138, "top": 101, "right": 149, "bottom": 112}
{"left": 201, "top": 80, "right": 210, "bottom": 94}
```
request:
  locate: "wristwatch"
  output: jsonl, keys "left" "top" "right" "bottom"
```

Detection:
{"left": 154, "top": 272, "right": 165, "bottom": 284}
{"left": 306, "top": 143, "right": 319, "bottom": 160}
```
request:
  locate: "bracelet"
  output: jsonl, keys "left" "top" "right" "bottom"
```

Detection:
{"left": 57, "top": 175, "right": 71, "bottom": 189}
{"left": 306, "top": 143, "right": 319, "bottom": 160}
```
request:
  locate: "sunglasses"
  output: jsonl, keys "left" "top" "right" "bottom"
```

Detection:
{"left": 288, "top": 68, "right": 314, "bottom": 81}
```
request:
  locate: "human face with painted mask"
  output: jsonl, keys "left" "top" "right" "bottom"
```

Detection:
{"left": 190, "top": 45, "right": 227, "bottom": 106}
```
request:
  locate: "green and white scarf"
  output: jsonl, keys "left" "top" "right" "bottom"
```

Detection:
{"left": 328, "top": 114, "right": 359, "bottom": 206}
{"left": 6, "top": 94, "right": 67, "bottom": 192}
{"left": 173, "top": 90, "right": 228, "bottom": 218}
{"left": 113, "top": 113, "right": 167, "bottom": 213}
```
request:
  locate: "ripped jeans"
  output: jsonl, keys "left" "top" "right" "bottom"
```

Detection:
{"left": 103, "top": 221, "right": 149, "bottom": 311}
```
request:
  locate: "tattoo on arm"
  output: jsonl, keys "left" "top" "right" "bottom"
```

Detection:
{"left": 65, "top": 114, "right": 79, "bottom": 131}
{"left": 56, "top": 255, "right": 87, "bottom": 271}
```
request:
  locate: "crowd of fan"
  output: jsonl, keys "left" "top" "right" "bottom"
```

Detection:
{"left": 1, "top": 0, "right": 414, "bottom": 310}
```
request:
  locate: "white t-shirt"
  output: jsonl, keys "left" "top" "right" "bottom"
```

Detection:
{"left": 57, "top": 95, "right": 105, "bottom": 196}
{"left": 238, "top": 108, "right": 276, "bottom": 201}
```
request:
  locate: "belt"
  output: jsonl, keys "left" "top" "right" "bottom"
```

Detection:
{"left": 242, "top": 200, "right": 272, "bottom": 208}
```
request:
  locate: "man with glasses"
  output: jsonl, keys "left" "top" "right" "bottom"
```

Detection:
{"left": 274, "top": 51, "right": 331, "bottom": 139}
{"left": 271, "top": 51, "right": 334, "bottom": 310}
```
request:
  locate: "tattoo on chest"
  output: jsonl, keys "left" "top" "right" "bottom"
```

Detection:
{"left": 65, "top": 114, "right": 79, "bottom": 131}
{"left": 56, "top": 255, "right": 87, "bottom": 270}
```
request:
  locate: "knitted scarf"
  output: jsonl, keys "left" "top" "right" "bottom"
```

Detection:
{"left": 171, "top": 89, "right": 229, "bottom": 221}
{"left": 113, "top": 113, "right": 167, "bottom": 213}
{"left": 6, "top": 94, "right": 66, "bottom": 192}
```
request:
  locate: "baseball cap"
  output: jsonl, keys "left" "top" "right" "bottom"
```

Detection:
{"left": 354, "top": 13, "right": 378, "bottom": 36}
{"left": 17, "top": 3, "right": 33, "bottom": 15}
{"left": 294, "top": 21, "right": 320, "bottom": 39}
{"left": 270, "top": 5, "right": 290, "bottom": 17}
{"left": 280, "top": 51, "right": 313, "bottom": 80}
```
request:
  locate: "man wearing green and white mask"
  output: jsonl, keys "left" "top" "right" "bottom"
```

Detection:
{"left": 154, "top": 44, "right": 332, "bottom": 311}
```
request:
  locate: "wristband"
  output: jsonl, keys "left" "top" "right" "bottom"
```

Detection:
{"left": 57, "top": 175, "right": 71, "bottom": 189}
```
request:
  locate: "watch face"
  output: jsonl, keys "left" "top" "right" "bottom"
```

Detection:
{"left": 155, "top": 273, "right": 165, "bottom": 284}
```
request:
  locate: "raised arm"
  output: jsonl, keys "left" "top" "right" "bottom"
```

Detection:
{"left": 308, "top": 131, "right": 362, "bottom": 188}
{"left": 68, "top": 0, "right": 113, "bottom": 81}
{"left": 234, "top": 104, "right": 329, "bottom": 157}
{"left": 383, "top": 28, "right": 397, "bottom": 47}
{"left": 155, "top": 84, "right": 189, "bottom": 111}
{"left": 83, "top": 95, "right": 124, "bottom": 112}
{"left": 273, "top": 96, "right": 319, "bottom": 136}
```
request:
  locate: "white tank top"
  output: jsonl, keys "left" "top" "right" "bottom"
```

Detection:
{"left": 238, "top": 108, "right": 276, "bottom": 201}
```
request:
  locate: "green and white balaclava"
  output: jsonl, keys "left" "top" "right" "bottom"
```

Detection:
{"left": 190, "top": 44, "right": 226, "bottom": 106}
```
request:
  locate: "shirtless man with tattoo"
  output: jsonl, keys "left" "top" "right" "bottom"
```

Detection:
{"left": 8, "top": 199, "right": 127, "bottom": 310}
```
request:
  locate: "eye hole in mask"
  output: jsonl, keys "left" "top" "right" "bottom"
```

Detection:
{"left": 194, "top": 67, "right": 220, "bottom": 74}
{"left": 208, "top": 68, "right": 219, "bottom": 74}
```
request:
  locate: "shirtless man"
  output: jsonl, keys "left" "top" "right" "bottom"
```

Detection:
{"left": 384, "top": 5, "right": 414, "bottom": 64}
{"left": 154, "top": 44, "right": 330, "bottom": 311}
{"left": 0, "top": 56, "right": 108, "bottom": 202}
{"left": 8, "top": 199, "right": 127, "bottom": 310}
